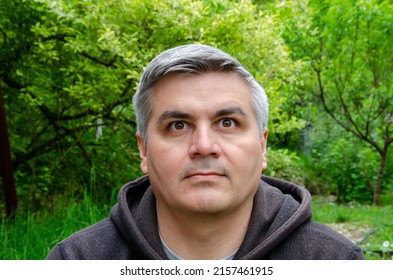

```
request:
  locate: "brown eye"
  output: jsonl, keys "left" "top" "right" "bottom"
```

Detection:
{"left": 174, "top": 122, "right": 185, "bottom": 130}
{"left": 170, "top": 121, "right": 187, "bottom": 130}
{"left": 220, "top": 118, "right": 235, "bottom": 128}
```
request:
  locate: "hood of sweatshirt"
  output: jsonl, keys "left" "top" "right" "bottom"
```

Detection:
{"left": 110, "top": 175, "right": 312, "bottom": 260}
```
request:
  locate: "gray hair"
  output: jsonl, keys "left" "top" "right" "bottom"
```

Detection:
{"left": 132, "top": 44, "right": 268, "bottom": 142}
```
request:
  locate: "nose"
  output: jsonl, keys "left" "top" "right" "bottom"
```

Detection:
{"left": 188, "top": 125, "right": 221, "bottom": 159}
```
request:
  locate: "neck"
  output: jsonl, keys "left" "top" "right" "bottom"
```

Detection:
{"left": 157, "top": 201, "right": 253, "bottom": 260}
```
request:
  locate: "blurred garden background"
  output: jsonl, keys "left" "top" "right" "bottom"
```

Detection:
{"left": 0, "top": 0, "right": 392, "bottom": 259}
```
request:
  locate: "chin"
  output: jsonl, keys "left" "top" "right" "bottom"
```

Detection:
{"left": 181, "top": 195, "right": 230, "bottom": 215}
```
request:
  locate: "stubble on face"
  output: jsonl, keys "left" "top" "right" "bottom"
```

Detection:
{"left": 138, "top": 72, "right": 267, "bottom": 217}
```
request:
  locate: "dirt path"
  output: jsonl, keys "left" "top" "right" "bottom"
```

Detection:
{"left": 327, "top": 222, "right": 373, "bottom": 244}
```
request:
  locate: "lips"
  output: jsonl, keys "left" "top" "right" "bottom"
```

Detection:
{"left": 184, "top": 171, "right": 225, "bottom": 179}
{"left": 180, "top": 162, "right": 229, "bottom": 180}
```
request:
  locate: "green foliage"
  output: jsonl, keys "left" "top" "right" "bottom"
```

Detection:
{"left": 2, "top": 0, "right": 390, "bottom": 211}
{"left": 1, "top": 0, "right": 306, "bottom": 213}
{"left": 303, "top": 119, "right": 377, "bottom": 203}
{"left": 264, "top": 147, "right": 305, "bottom": 187}
{"left": 3, "top": 0, "right": 393, "bottom": 260}
{"left": 276, "top": 0, "right": 393, "bottom": 204}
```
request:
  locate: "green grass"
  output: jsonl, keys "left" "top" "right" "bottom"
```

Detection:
{"left": 312, "top": 195, "right": 393, "bottom": 260}
{"left": 0, "top": 192, "right": 115, "bottom": 260}
{"left": 1, "top": 193, "right": 392, "bottom": 259}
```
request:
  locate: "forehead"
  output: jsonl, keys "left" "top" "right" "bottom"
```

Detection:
{"left": 150, "top": 72, "right": 253, "bottom": 114}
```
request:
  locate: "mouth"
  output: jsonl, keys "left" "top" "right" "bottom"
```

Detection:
{"left": 184, "top": 171, "right": 225, "bottom": 179}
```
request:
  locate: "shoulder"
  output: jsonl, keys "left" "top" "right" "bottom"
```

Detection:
{"left": 270, "top": 221, "right": 365, "bottom": 260}
{"left": 46, "top": 218, "right": 134, "bottom": 260}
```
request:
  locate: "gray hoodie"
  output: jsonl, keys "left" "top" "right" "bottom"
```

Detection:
{"left": 46, "top": 176, "right": 365, "bottom": 260}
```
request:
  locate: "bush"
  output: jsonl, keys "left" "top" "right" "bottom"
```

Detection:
{"left": 305, "top": 136, "right": 376, "bottom": 203}
{"left": 264, "top": 147, "right": 305, "bottom": 187}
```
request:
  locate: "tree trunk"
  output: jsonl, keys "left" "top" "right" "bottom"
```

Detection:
{"left": 0, "top": 88, "right": 18, "bottom": 216}
{"left": 373, "top": 148, "right": 388, "bottom": 206}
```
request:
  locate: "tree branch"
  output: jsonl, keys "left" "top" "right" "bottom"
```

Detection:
{"left": 13, "top": 123, "right": 100, "bottom": 169}
{"left": 314, "top": 64, "right": 383, "bottom": 154}
{"left": 81, "top": 51, "right": 116, "bottom": 67}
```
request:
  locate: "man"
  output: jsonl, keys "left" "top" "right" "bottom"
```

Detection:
{"left": 47, "top": 44, "right": 365, "bottom": 260}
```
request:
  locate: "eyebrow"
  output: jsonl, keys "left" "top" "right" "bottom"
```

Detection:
{"left": 215, "top": 106, "right": 247, "bottom": 118}
{"left": 158, "top": 111, "right": 193, "bottom": 123}
{"left": 158, "top": 106, "right": 247, "bottom": 124}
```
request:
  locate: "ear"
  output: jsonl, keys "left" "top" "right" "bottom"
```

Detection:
{"left": 137, "top": 132, "right": 149, "bottom": 174}
{"left": 261, "top": 129, "right": 268, "bottom": 171}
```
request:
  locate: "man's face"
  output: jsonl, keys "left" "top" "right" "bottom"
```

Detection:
{"left": 137, "top": 72, "right": 268, "bottom": 216}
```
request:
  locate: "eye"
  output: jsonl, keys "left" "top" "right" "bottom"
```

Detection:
{"left": 168, "top": 121, "right": 188, "bottom": 131}
{"left": 219, "top": 118, "right": 237, "bottom": 128}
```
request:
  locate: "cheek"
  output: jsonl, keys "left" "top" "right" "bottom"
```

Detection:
{"left": 233, "top": 140, "right": 264, "bottom": 173}
{"left": 146, "top": 142, "right": 184, "bottom": 176}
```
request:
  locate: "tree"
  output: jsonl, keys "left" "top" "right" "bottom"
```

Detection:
{"left": 1, "top": 0, "right": 305, "bottom": 212}
{"left": 0, "top": 88, "right": 17, "bottom": 216}
{"left": 280, "top": 0, "right": 393, "bottom": 205}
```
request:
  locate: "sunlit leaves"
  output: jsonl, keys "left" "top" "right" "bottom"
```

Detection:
{"left": 1, "top": 0, "right": 308, "bottom": 207}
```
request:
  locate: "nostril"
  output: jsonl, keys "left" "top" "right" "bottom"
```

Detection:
{"left": 188, "top": 127, "right": 222, "bottom": 159}
{"left": 189, "top": 142, "right": 220, "bottom": 159}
